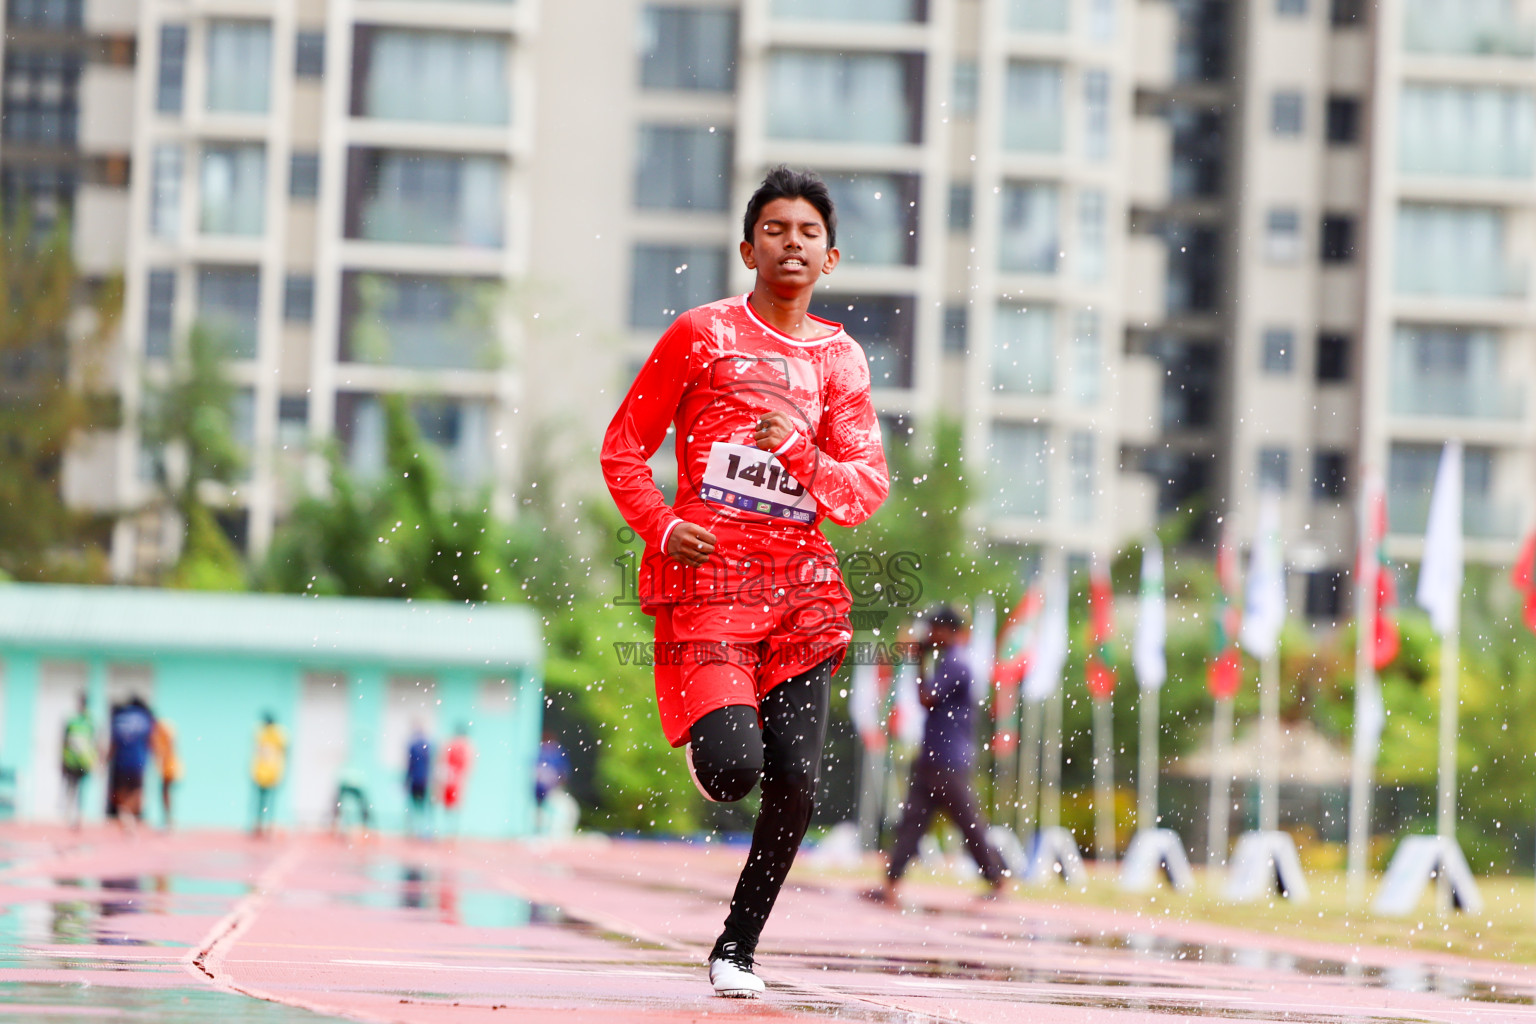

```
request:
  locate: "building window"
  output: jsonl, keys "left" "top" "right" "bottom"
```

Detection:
{"left": 1326, "top": 96, "right": 1360, "bottom": 144}
{"left": 1303, "top": 569, "right": 1345, "bottom": 619}
{"left": 336, "top": 393, "right": 491, "bottom": 487}
{"left": 352, "top": 27, "right": 510, "bottom": 125}
{"left": 823, "top": 172, "right": 920, "bottom": 265}
{"left": 1089, "top": 0, "right": 1116, "bottom": 39}
{"left": 1262, "top": 327, "right": 1294, "bottom": 373}
{"left": 295, "top": 30, "right": 325, "bottom": 77}
{"left": 948, "top": 183, "right": 973, "bottom": 230}
{"left": 1083, "top": 70, "right": 1111, "bottom": 161}
{"left": 1330, "top": 0, "right": 1363, "bottom": 26}
{"left": 629, "top": 245, "right": 728, "bottom": 329}
{"left": 639, "top": 6, "right": 738, "bottom": 92}
{"left": 197, "top": 266, "right": 261, "bottom": 359}
{"left": 766, "top": 51, "right": 924, "bottom": 145}
{"left": 635, "top": 125, "right": 733, "bottom": 212}
{"left": 200, "top": 144, "right": 266, "bottom": 236}
{"left": 1002, "top": 61, "right": 1063, "bottom": 152}
{"left": 145, "top": 270, "right": 176, "bottom": 359}
{"left": 989, "top": 421, "right": 1050, "bottom": 519}
{"left": 290, "top": 152, "right": 319, "bottom": 198}
{"left": 999, "top": 181, "right": 1060, "bottom": 274}
{"left": 3, "top": 50, "right": 82, "bottom": 144}
{"left": 992, "top": 303, "right": 1055, "bottom": 395}
{"left": 812, "top": 295, "right": 916, "bottom": 388}
{"left": 1265, "top": 207, "right": 1301, "bottom": 262}
{"left": 1313, "top": 450, "right": 1348, "bottom": 499}
{"left": 953, "top": 59, "right": 979, "bottom": 117}
{"left": 345, "top": 148, "right": 505, "bottom": 248}
{"left": 206, "top": 20, "right": 272, "bottom": 114}
{"left": 1271, "top": 91, "right": 1304, "bottom": 135}
{"left": 157, "top": 24, "right": 188, "bottom": 114}
{"left": 1070, "top": 310, "right": 1100, "bottom": 405}
{"left": 1009, "top": 0, "right": 1070, "bottom": 33}
{"left": 1395, "top": 203, "right": 1512, "bottom": 297}
{"left": 772, "top": 0, "right": 925, "bottom": 20}
{"left": 1321, "top": 214, "right": 1355, "bottom": 262}
{"left": 1070, "top": 430, "right": 1095, "bottom": 524}
{"left": 150, "top": 143, "right": 183, "bottom": 239}
{"left": 1259, "top": 446, "right": 1290, "bottom": 491}
{"left": 284, "top": 274, "right": 314, "bottom": 322}
{"left": 341, "top": 273, "right": 500, "bottom": 369}
{"left": 1077, "top": 190, "right": 1106, "bottom": 283}
{"left": 1276, "top": 0, "right": 1306, "bottom": 15}
{"left": 8, "top": 0, "right": 83, "bottom": 29}
{"left": 1316, "top": 332, "right": 1350, "bottom": 381}
{"left": 277, "top": 394, "right": 308, "bottom": 448}
{"left": 943, "top": 306, "right": 968, "bottom": 353}
{"left": 1399, "top": 84, "right": 1534, "bottom": 179}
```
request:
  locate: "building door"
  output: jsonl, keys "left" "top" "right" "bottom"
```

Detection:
{"left": 28, "top": 662, "right": 89, "bottom": 822}
{"left": 292, "top": 673, "right": 350, "bottom": 828}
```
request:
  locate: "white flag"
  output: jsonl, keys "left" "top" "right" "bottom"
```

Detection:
{"left": 892, "top": 658, "right": 925, "bottom": 746}
{"left": 1134, "top": 539, "right": 1167, "bottom": 690}
{"left": 1240, "top": 493, "right": 1286, "bottom": 660}
{"left": 849, "top": 660, "right": 881, "bottom": 742}
{"left": 1023, "top": 572, "right": 1069, "bottom": 703}
{"left": 969, "top": 596, "right": 996, "bottom": 707}
{"left": 1415, "top": 440, "right": 1463, "bottom": 637}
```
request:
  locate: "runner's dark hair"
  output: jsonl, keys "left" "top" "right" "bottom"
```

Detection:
{"left": 742, "top": 166, "right": 837, "bottom": 249}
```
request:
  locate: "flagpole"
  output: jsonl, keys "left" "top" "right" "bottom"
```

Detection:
{"left": 1043, "top": 687, "right": 1063, "bottom": 830}
{"left": 1138, "top": 685, "right": 1159, "bottom": 831}
{"left": 1435, "top": 603, "right": 1460, "bottom": 914}
{"left": 1347, "top": 480, "right": 1380, "bottom": 906}
{"left": 1206, "top": 696, "right": 1235, "bottom": 869}
{"left": 1017, "top": 698, "right": 1042, "bottom": 836}
{"left": 1259, "top": 653, "right": 1281, "bottom": 834}
{"left": 1093, "top": 697, "right": 1115, "bottom": 863}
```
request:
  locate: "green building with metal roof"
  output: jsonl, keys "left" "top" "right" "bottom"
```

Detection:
{"left": 0, "top": 584, "right": 543, "bottom": 837}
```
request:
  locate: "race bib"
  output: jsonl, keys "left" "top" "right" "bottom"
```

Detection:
{"left": 700, "top": 441, "right": 815, "bottom": 526}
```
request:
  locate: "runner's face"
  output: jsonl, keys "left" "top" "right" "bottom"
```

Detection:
{"left": 741, "top": 197, "right": 839, "bottom": 291}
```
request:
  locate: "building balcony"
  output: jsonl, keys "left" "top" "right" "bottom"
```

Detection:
{"left": 1387, "top": 492, "right": 1521, "bottom": 539}
{"left": 1390, "top": 374, "right": 1524, "bottom": 421}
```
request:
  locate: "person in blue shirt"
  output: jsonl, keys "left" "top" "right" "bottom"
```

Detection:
{"left": 405, "top": 723, "right": 433, "bottom": 839}
{"left": 107, "top": 696, "right": 156, "bottom": 831}
{"left": 868, "top": 606, "right": 1007, "bottom": 904}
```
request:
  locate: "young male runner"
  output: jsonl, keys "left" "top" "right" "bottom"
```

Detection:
{"left": 602, "top": 166, "right": 888, "bottom": 998}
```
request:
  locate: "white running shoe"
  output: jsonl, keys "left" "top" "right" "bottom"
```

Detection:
{"left": 685, "top": 743, "right": 721, "bottom": 803}
{"left": 708, "top": 944, "right": 764, "bottom": 998}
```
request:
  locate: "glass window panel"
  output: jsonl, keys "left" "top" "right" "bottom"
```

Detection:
{"left": 992, "top": 303, "right": 1054, "bottom": 394}
{"left": 1399, "top": 84, "right": 1535, "bottom": 178}
{"left": 345, "top": 148, "right": 505, "bottom": 248}
{"left": 1002, "top": 62, "right": 1063, "bottom": 152}
{"left": 145, "top": 269, "right": 175, "bottom": 359}
{"left": 1070, "top": 310, "right": 1100, "bottom": 404}
{"left": 1077, "top": 189, "right": 1106, "bottom": 283}
{"left": 3, "top": 50, "right": 81, "bottom": 143}
{"left": 1089, "top": 0, "right": 1117, "bottom": 38}
{"left": 335, "top": 393, "right": 491, "bottom": 487}
{"left": 999, "top": 182, "right": 1059, "bottom": 274}
{"left": 823, "top": 172, "right": 919, "bottom": 265}
{"left": 1262, "top": 327, "right": 1294, "bottom": 373}
{"left": 197, "top": 265, "right": 260, "bottom": 359}
{"left": 989, "top": 421, "right": 1050, "bottom": 519}
{"left": 157, "top": 24, "right": 187, "bottom": 114}
{"left": 1009, "top": 0, "right": 1069, "bottom": 32}
{"left": 354, "top": 27, "right": 510, "bottom": 125}
{"left": 151, "top": 143, "right": 182, "bottom": 239}
{"left": 772, "top": 0, "right": 923, "bottom": 20}
{"left": 1389, "top": 442, "right": 1508, "bottom": 537}
{"left": 341, "top": 272, "right": 501, "bottom": 369}
{"left": 1266, "top": 207, "right": 1301, "bottom": 262}
{"left": 1272, "top": 91, "right": 1304, "bottom": 135}
{"left": 1070, "top": 430, "right": 1095, "bottom": 523}
{"left": 953, "top": 60, "right": 979, "bottom": 117}
{"left": 944, "top": 306, "right": 968, "bottom": 353}
{"left": 1403, "top": 0, "right": 1534, "bottom": 56}
{"left": 766, "top": 51, "right": 922, "bottom": 145}
{"left": 206, "top": 20, "right": 271, "bottom": 114}
{"left": 1259, "top": 446, "right": 1290, "bottom": 491}
{"left": 639, "top": 7, "right": 738, "bottom": 91}
{"left": 630, "top": 245, "right": 728, "bottom": 328}
{"left": 1394, "top": 203, "right": 1518, "bottom": 297}
{"left": 290, "top": 152, "right": 319, "bottom": 199}
{"left": 200, "top": 144, "right": 266, "bottom": 236}
{"left": 1390, "top": 324, "right": 1520, "bottom": 418}
{"left": 1084, "top": 71, "right": 1111, "bottom": 160}
{"left": 295, "top": 30, "right": 325, "bottom": 78}
{"left": 635, "top": 125, "right": 733, "bottom": 211}
{"left": 284, "top": 274, "right": 314, "bottom": 322}
{"left": 811, "top": 295, "right": 915, "bottom": 388}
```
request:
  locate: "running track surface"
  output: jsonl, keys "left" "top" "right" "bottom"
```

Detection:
{"left": 0, "top": 826, "right": 1532, "bottom": 1023}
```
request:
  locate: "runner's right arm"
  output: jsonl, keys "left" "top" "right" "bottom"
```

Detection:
{"left": 601, "top": 314, "right": 698, "bottom": 553}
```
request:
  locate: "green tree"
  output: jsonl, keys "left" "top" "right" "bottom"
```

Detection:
{"left": 0, "top": 210, "right": 122, "bottom": 580}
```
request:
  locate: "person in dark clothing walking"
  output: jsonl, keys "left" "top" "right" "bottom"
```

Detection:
{"left": 869, "top": 605, "right": 1008, "bottom": 904}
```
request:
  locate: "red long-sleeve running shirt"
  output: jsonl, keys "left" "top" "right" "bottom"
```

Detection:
{"left": 602, "top": 294, "right": 890, "bottom": 615}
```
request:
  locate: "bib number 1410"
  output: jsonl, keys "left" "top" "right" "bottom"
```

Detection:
{"left": 723, "top": 452, "right": 805, "bottom": 496}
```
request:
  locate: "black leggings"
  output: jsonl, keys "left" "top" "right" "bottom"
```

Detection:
{"left": 689, "top": 658, "right": 834, "bottom": 959}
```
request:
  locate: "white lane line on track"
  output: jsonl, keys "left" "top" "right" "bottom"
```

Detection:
{"left": 329, "top": 958, "right": 690, "bottom": 978}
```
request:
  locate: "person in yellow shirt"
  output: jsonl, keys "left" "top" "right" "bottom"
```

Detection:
{"left": 251, "top": 712, "right": 287, "bottom": 838}
{"left": 150, "top": 718, "right": 182, "bottom": 830}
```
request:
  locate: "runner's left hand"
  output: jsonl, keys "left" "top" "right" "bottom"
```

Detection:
{"left": 754, "top": 410, "right": 794, "bottom": 451}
